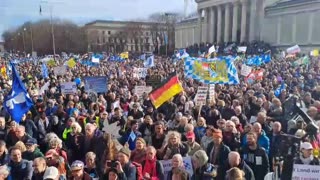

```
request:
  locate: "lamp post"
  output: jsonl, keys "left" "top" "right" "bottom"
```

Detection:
{"left": 22, "top": 28, "right": 26, "bottom": 53}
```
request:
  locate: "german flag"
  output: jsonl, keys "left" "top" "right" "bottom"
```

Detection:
{"left": 149, "top": 74, "right": 183, "bottom": 109}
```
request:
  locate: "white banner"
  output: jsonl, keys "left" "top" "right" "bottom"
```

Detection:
{"left": 60, "top": 82, "right": 77, "bottom": 94}
{"left": 92, "top": 57, "right": 100, "bottom": 63}
{"left": 238, "top": 46, "right": 247, "bottom": 53}
{"left": 194, "top": 86, "right": 208, "bottom": 106}
{"left": 292, "top": 164, "right": 320, "bottom": 180}
{"left": 160, "top": 156, "right": 194, "bottom": 178}
{"left": 133, "top": 68, "right": 148, "bottom": 78}
{"left": 287, "top": 45, "right": 301, "bottom": 54}
{"left": 209, "top": 84, "right": 215, "bottom": 101}
{"left": 134, "top": 86, "right": 153, "bottom": 98}
{"left": 241, "top": 64, "right": 252, "bottom": 76}
{"left": 54, "top": 66, "right": 67, "bottom": 76}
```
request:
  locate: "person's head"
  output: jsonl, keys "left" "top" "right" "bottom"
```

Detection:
{"left": 307, "top": 106, "right": 318, "bottom": 118}
{"left": 0, "top": 141, "right": 6, "bottom": 155}
{"left": 85, "top": 123, "right": 95, "bottom": 137}
{"left": 154, "top": 122, "right": 164, "bottom": 135}
{"left": 107, "top": 168, "right": 119, "bottom": 180}
{"left": 184, "top": 123, "right": 194, "bottom": 132}
{"left": 15, "top": 125, "right": 25, "bottom": 138}
{"left": 205, "top": 125, "right": 214, "bottom": 136}
{"left": 118, "top": 147, "right": 131, "bottom": 165}
{"left": 33, "top": 157, "right": 47, "bottom": 174}
{"left": 257, "top": 112, "right": 267, "bottom": 124}
{"left": 130, "top": 120, "right": 138, "bottom": 130}
{"left": 145, "top": 146, "right": 157, "bottom": 160}
{"left": 217, "top": 119, "right": 226, "bottom": 129}
{"left": 0, "top": 165, "right": 9, "bottom": 179}
{"left": 230, "top": 116, "right": 240, "bottom": 125}
{"left": 14, "top": 141, "right": 26, "bottom": 152}
{"left": 234, "top": 106, "right": 242, "bottom": 115}
{"left": 135, "top": 137, "right": 146, "bottom": 150}
{"left": 85, "top": 152, "right": 96, "bottom": 169}
{"left": 197, "top": 117, "right": 206, "bottom": 127}
{"left": 212, "top": 128, "right": 223, "bottom": 145}
{"left": 179, "top": 117, "right": 188, "bottom": 126}
{"left": 49, "top": 138, "right": 62, "bottom": 150}
{"left": 10, "top": 147, "right": 22, "bottom": 163}
{"left": 253, "top": 122, "right": 262, "bottom": 134}
{"left": 300, "top": 142, "right": 313, "bottom": 158}
{"left": 172, "top": 154, "right": 184, "bottom": 168}
{"left": 272, "top": 121, "right": 282, "bottom": 134}
{"left": 192, "top": 150, "right": 208, "bottom": 170}
{"left": 225, "top": 120, "right": 236, "bottom": 133}
{"left": 246, "top": 132, "right": 257, "bottom": 147}
{"left": 25, "top": 138, "right": 38, "bottom": 152}
{"left": 226, "top": 167, "right": 245, "bottom": 180}
{"left": 0, "top": 117, "right": 5, "bottom": 129}
{"left": 167, "top": 131, "right": 181, "bottom": 146}
{"left": 186, "top": 131, "right": 195, "bottom": 144}
{"left": 43, "top": 166, "right": 59, "bottom": 180}
{"left": 71, "top": 160, "right": 84, "bottom": 178}
{"left": 144, "top": 115, "right": 152, "bottom": 125}
{"left": 228, "top": 151, "right": 241, "bottom": 167}
{"left": 172, "top": 167, "right": 189, "bottom": 180}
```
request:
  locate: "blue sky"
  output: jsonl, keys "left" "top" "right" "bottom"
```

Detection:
{"left": 0, "top": 0, "right": 197, "bottom": 41}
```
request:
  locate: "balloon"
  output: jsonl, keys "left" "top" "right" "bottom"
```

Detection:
{"left": 74, "top": 77, "right": 81, "bottom": 85}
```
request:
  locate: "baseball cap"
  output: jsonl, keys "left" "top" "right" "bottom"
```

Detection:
{"left": 186, "top": 131, "right": 195, "bottom": 139}
{"left": 300, "top": 142, "right": 313, "bottom": 150}
{"left": 43, "top": 166, "right": 59, "bottom": 180}
{"left": 71, "top": 160, "right": 84, "bottom": 171}
{"left": 25, "top": 138, "right": 38, "bottom": 145}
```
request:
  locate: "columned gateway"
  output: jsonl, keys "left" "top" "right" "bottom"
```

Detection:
{"left": 196, "top": 0, "right": 264, "bottom": 43}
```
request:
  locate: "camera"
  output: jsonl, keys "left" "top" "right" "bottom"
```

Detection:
{"left": 107, "top": 161, "right": 117, "bottom": 168}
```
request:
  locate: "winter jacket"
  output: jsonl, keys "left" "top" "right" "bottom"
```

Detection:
{"left": 216, "top": 160, "right": 255, "bottom": 180}
{"left": 122, "top": 161, "right": 137, "bottom": 180}
{"left": 22, "top": 148, "right": 44, "bottom": 161}
{"left": 241, "top": 145, "right": 269, "bottom": 180}
{"left": 191, "top": 163, "right": 216, "bottom": 180}
{"left": 242, "top": 130, "right": 270, "bottom": 154}
{"left": 141, "top": 160, "right": 165, "bottom": 180}
{"left": 0, "top": 152, "right": 9, "bottom": 166}
{"left": 8, "top": 159, "right": 33, "bottom": 180}
{"left": 206, "top": 142, "right": 230, "bottom": 167}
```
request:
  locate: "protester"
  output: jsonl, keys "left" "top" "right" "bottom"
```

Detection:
{"left": 167, "top": 154, "right": 189, "bottom": 180}
{"left": 294, "top": 142, "right": 320, "bottom": 165}
{"left": 141, "top": 146, "right": 164, "bottom": 180}
{"left": 191, "top": 150, "right": 216, "bottom": 180}
{"left": 8, "top": 147, "right": 33, "bottom": 180}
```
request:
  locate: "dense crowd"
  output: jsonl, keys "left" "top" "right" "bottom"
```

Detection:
{"left": 0, "top": 49, "right": 319, "bottom": 180}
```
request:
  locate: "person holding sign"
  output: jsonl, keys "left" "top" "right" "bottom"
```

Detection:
{"left": 167, "top": 154, "right": 189, "bottom": 180}
{"left": 294, "top": 142, "right": 320, "bottom": 165}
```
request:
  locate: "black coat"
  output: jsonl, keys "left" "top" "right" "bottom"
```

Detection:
{"left": 206, "top": 142, "right": 230, "bottom": 167}
{"left": 216, "top": 160, "right": 255, "bottom": 180}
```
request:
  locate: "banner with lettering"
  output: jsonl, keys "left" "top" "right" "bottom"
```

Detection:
{"left": 292, "top": 164, "right": 320, "bottom": 180}
{"left": 160, "top": 156, "right": 193, "bottom": 178}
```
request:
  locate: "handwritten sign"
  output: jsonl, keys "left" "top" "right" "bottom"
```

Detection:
{"left": 134, "top": 86, "right": 152, "bottom": 98}
{"left": 160, "top": 156, "right": 194, "bottom": 178}
{"left": 54, "top": 66, "right": 67, "bottom": 76}
{"left": 292, "top": 164, "right": 320, "bottom": 180}
{"left": 60, "top": 82, "right": 77, "bottom": 94}
{"left": 241, "top": 64, "right": 252, "bottom": 77}
{"left": 194, "top": 86, "right": 208, "bottom": 106}
{"left": 133, "top": 68, "right": 148, "bottom": 78}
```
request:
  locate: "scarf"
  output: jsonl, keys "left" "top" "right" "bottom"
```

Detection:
{"left": 300, "top": 154, "right": 314, "bottom": 165}
{"left": 143, "top": 158, "right": 157, "bottom": 178}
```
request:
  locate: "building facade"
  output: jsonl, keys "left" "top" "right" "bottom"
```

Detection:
{"left": 261, "top": 0, "right": 320, "bottom": 50}
{"left": 85, "top": 20, "right": 166, "bottom": 53}
{"left": 0, "top": 42, "right": 4, "bottom": 52}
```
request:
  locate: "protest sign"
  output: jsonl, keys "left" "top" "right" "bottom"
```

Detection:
{"left": 241, "top": 64, "right": 252, "bottom": 76}
{"left": 160, "top": 156, "right": 193, "bottom": 178}
{"left": 146, "top": 75, "right": 162, "bottom": 88}
{"left": 287, "top": 45, "right": 301, "bottom": 54}
{"left": 60, "top": 82, "right": 77, "bottom": 94}
{"left": 133, "top": 68, "right": 148, "bottom": 78}
{"left": 39, "top": 82, "right": 50, "bottom": 95}
{"left": 83, "top": 76, "right": 107, "bottom": 93}
{"left": 209, "top": 84, "right": 215, "bottom": 102}
{"left": 134, "top": 86, "right": 152, "bottom": 98}
{"left": 103, "top": 122, "right": 121, "bottom": 138}
{"left": 194, "top": 86, "right": 208, "bottom": 106}
{"left": 292, "top": 164, "right": 320, "bottom": 180}
{"left": 54, "top": 66, "right": 67, "bottom": 76}
{"left": 238, "top": 46, "right": 247, "bottom": 53}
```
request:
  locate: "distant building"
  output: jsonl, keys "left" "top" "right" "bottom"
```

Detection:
{"left": 0, "top": 41, "right": 4, "bottom": 52}
{"left": 84, "top": 20, "right": 166, "bottom": 53}
{"left": 262, "top": 0, "right": 320, "bottom": 51}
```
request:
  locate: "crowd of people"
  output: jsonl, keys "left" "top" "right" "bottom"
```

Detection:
{"left": 0, "top": 46, "right": 319, "bottom": 180}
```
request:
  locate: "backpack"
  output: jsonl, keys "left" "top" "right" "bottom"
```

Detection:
{"left": 131, "top": 161, "right": 143, "bottom": 180}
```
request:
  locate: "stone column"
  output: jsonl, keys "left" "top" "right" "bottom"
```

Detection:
{"left": 232, "top": 1, "right": 239, "bottom": 42}
{"left": 224, "top": 3, "right": 231, "bottom": 42}
{"left": 210, "top": 6, "right": 216, "bottom": 43}
{"left": 249, "top": 0, "right": 257, "bottom": 41}
{"left": 203, "top": 8, "right": 208, "bottom": 43}
{"left": 240, "top": 0, "right": 248, "bottom": 42}
{"left": 198, "top": 9, "right": 202, "bottom": 44}
{"left": 217, "top": 5, "right": 222, "bottom": 43}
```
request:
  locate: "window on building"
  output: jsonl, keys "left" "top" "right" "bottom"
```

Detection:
{"left": 145, "top": 37, "right": 149, "bottom": 43}
{"left": 108, "top": 31, "right": 111, "bottom": 35}
{"left": 103, "top": 37, "right": 105, "bottom": 43}
{"left": 146, "top": 32, "right": 149, "bottom": 36}
{"left": 97, "top": 38, "right": 100, "bottom": 44}
{"left": 102, "top": 31, "right": 105, "bottom": 35}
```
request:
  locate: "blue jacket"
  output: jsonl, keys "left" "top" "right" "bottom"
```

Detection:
{"left": 8, "top": 159, "right": 33, "bottom": 180}
{"left": 242, "top": 130, "right": 270, "bottom": 154}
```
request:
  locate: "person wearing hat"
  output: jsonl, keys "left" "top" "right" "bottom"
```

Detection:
{"left": 206, "top": 128, "right": 230, "bottom": 169}
{"left": 43, "top": 166, "right": 60, "bottom": 180}
{"left": 295, "top": 142, "right": 320, "bottom": 165}
{"left": 70, "top": 160, "right": 92, "bottom": 180}
{"left": 191, "top": 150, "right": 216, "bottom": 180}
{"left": 186, "top": 131, "right": 202, "bottom": 156}
{"left": 22, "top": 138, "right": 44, "bottom": 161}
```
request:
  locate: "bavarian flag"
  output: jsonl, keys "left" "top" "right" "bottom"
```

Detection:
{"left": 149, "top": 74, "right": 183, "bottom": 109}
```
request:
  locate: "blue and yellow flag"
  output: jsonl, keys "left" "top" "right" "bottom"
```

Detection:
{"left": 120, "top": 52, "right": 129, "bottom": 59}
{"left": 184, "top": 57, "right": 239, "bottom": 84}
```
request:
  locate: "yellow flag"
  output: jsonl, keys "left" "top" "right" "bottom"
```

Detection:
{"left": 120, "top": 52, "right": 129, "bottom": 59}
{"left": 0, "top": 66, "right": 7, "bottom": 79}
{"left": 47, "top": 59, "right": 56, "bottom": 67}
{"left": 311, "top": 49, "right": 319, "bottom": 57}
{"left": 66, "top": 58, "right": 76, "bottom": 68}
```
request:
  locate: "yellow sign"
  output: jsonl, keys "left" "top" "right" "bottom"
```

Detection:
{"left": 120, "top": 52, "right": 129, "bottom": 59}
{"left": 0, "top": 66, "right": 7, "bottom": 79}
{"left": 66, "top": 58, "right": 76, "bottom": 68}
{"left": 311, "top": 49, "right": 319, "bottom": 57}
{"left": 47, "top": 59, "right": 56, "bottom": 67}
{"left": 193, "top": 60, "right": 229, "bottom": 82}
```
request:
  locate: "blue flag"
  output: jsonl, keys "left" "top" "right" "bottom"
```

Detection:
{"left": 274, "top": 82, "right": 286, "bottom": 97}
{"left": 129, "top": 131, "right": 136, "bottom": 141}
{"left": 42, "top": 63, "right": 49, "bottom": 78}
{"left": 139, "top": 54, "right": 146, "bottom": 61}
{"left": 144, "top": 55, "right": 155, "bottom": 68}
{"left": 3, "top": 63, "right": 34, "bottom": 123}
{"left": 246, "top": 54, "right": 271, "bottom": 66}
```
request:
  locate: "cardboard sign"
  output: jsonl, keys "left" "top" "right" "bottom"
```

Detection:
{"left": 84, "top": 76, "right": 107, "bottom": 93}
{"left": 194, "top": 86, "right": 208, "bottom": 106}
{"left": 134, "top": 86, "right": 152, "bottom": 98}
{"left": 54, "top": 66, "right": 67, "bottom": 76}
{"left": 133, "top": 68, "right": 148, "bottom": 78}
{"left": 160, "top": 156, "right": 194, "bottom": 178}
{"left": 60, "top": 82, "right": 77, "bottom": 94}
{"left": 292, "top": 164, "right": 320, "bottom": 180}
{"left": 241, "top": 64, "right": 252, "bottom": 77}
{"left": 146, "top": 75, "right": 162, "bottom": 88}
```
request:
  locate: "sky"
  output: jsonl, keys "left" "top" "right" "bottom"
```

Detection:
{"left": 0, "top": 0, "right": 197, "bottom": 41}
